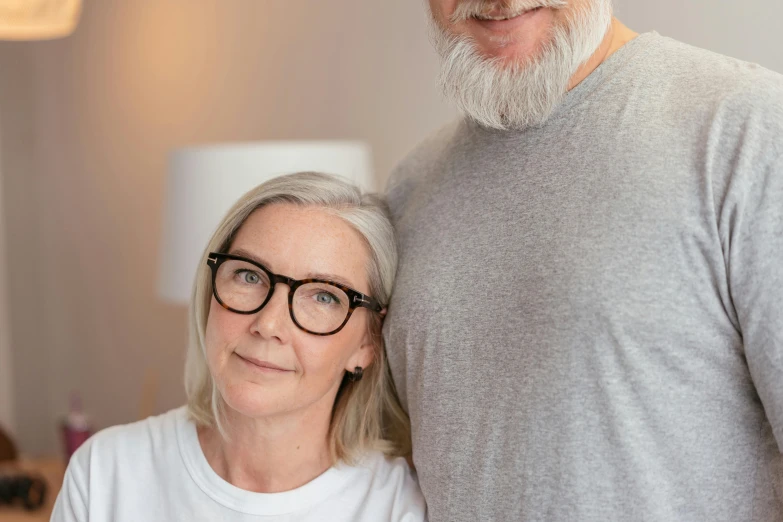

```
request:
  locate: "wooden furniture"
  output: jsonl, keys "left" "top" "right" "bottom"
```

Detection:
{"left": 0, "top": 458, "right": 65, "bottom": 521}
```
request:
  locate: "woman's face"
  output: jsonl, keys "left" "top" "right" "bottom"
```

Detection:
{"left": 204, "top": 203, "right": 375, "bottom": 421}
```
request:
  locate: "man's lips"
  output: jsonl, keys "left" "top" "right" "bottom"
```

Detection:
{"left": 472, "top": 5, "right": 543, "bottom": 21}
{"left": 467, "top": 6, "right": 546, "bottom": 35}
{"left": 236, "top": 353, "right": 292, "bottom": 372}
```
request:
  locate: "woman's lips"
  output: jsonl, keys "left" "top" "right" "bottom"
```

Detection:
{"left": 236, "top": 353, "right": 292, "bottom": 373}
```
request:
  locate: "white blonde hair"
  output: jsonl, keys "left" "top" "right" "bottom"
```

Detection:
{"left": 184, "top": 171, "right": 410, "bottom": 463}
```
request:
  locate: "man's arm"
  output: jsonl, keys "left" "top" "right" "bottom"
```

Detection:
{"left": 728, "top": 148, "right": 783, "bottom": 451}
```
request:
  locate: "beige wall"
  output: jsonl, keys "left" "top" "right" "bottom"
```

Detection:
{"left": 1, "top": 0, "right": 453, "bottom": 456}
{"left": 1, "top": 0, "right": 780, "bottom": 456}
{"left": 0, "top": 120, "right": 15, "bottom": 436}
{"left": 0, "top": 43, "right": 38, "bottom": 445}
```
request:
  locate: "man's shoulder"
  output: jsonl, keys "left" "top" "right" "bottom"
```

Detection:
{"left": 644, "top": 33, "right": 783, "bottom": 111}
{"left": 634, "top": 34, "right": 783, "bottom": 158}
{"left": 385, "top": 119, "right": 464, "bottom": 218}
{"left": 387, "top": 119, "right": 463, "bottom": 189}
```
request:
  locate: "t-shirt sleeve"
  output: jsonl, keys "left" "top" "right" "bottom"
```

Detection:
{"left": 50, "top": 445, "right": 90, "bottom": 522}
{"left": 727, "top": 148, "right": 783, "bottom": 452}
{"left": 387, "top": 457, "right": 428, "bottom": 522}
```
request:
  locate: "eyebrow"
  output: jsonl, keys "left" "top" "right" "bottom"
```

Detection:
{"left": 306, "top": 272, "right": 357, "bottom": 289}
{"left": 228, "top": 248, "right": 361, "bottom": 290}
{"left": 229, "top": 248, "right": 271, "bottom": 268}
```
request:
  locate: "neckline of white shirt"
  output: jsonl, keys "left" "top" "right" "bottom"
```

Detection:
{"left": 174, "top": 407, "right": 360, "bottom": 516}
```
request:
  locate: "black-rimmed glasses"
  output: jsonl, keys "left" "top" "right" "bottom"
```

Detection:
{"left": 206, "top": 252, "right": 383, "bottom": 336}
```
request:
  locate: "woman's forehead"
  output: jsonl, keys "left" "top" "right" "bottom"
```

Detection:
{"left": 230, "top": 204, "right": 370, "bottom": 288}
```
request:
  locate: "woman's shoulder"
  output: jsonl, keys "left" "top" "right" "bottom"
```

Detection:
{"left": 83, "top": 406, "right": 182, "bottom": 450}
{"left": 69, "top": 406, "right": 186, "bottom": 474}
{"left": 347, "top": 451, "right": 427, "bottom": 520}
{"left": 52, "top": 408, "right": 192, "bottom": 520}
{"left": 358, "top": 451, "right": 415, "bottom": 483}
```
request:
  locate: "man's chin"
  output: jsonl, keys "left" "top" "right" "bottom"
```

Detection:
{"left": 460, "top": 7, "right": 557, "bottom": 65}
{"left": 473, "top": 38, "right": 549, "bottom": 70}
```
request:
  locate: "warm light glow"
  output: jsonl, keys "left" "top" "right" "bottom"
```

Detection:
{"left": 0, "top": 0, "right": 82, "bottom": 40}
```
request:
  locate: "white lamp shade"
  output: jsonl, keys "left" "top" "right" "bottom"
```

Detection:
{"left": 0, "top": 0, "right": 82, "bottom": 40}
{"left": 157, "top": 141, "right": 374, "bottom": 304}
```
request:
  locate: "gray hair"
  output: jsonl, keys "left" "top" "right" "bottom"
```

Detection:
{"left": 184, "top": 171, "right": 410, "bottom": 462}
{"left": 430, "top": 0, "right": 613, "bottom": 130}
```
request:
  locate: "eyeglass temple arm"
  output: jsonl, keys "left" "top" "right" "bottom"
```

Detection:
{"left": 352, "top": 294, "right": 383, "bottom": 313}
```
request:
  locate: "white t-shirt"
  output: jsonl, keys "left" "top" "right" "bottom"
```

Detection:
{"left": 51, "top": 407, "right": 427, "bottom": 521}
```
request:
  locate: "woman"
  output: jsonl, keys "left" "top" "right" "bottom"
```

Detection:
{"left": 51, "top": 172, "right": 425, "bottom": 521}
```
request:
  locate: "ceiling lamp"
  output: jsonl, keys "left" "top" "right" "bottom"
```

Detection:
{"left": 0, "top": 0, "right": 82, "bottom": 40}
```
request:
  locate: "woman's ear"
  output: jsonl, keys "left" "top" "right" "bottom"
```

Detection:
{"left": 347, "top": 330, "right": 376, "bottom": 372}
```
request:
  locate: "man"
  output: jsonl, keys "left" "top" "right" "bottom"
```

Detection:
{"left": 383, "top": 1, "right": 783, "bottom": 520}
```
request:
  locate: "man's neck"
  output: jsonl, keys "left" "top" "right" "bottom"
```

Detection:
{"left": 568, "top": 18, "right": 639, "bottom": 91}
{"left": 197, "top": 397, "right": 335, "bottom": 493}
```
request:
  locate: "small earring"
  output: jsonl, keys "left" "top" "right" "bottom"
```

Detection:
{"left": 348, "top": 366, "right": 364, "bottom": 382}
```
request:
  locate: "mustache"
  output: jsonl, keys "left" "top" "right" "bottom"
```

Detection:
{"left": 450, "top": 0, "right": 568, "bottom": 23}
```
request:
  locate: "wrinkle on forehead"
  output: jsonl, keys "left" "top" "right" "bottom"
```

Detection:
{"left": 230, "top": 203, "right": 372, "bottom": 295}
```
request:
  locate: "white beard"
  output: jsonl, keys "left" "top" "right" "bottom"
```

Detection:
{"left": 430, "top": 0, "right": 613, "bottom": 130}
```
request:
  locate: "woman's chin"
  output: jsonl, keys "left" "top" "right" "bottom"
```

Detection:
{"left": 218, "top": 382, "right": 289, "bottom": 420}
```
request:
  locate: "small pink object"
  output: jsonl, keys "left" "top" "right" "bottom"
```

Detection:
{"left": 61, "top": 392, "right": 91, "bottom": 461}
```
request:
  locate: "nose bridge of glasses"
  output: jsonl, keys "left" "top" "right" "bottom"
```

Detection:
{"left": 254, "top": 280, "right": 293, "bottom": 325}
{"left": 268, "top": 274, "right": 298, "bottom": 297}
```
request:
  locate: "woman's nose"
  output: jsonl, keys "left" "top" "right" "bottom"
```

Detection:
{"left": 250, "top": 283, "right": 292, "bottom": 341}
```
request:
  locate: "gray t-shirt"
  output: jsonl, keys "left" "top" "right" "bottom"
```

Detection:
{"left": 384, "top": 32, "right": 783, "bottom": 521}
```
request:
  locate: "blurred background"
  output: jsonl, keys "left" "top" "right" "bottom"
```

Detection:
{"left": 0, "top": 0, "right": 781, "bottom": 462}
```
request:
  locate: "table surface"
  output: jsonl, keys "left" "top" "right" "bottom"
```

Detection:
{"left": 0, "top": 458, "right": 65, "bottom": 522}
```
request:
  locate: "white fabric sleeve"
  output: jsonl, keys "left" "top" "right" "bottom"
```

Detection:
{"left": 50, "top": 449, "right": 89, "bottom": 522}
{"left": 387, "top": 457, "right": 428, "bottom": 522}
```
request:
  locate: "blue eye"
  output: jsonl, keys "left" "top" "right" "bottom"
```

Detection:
{"left": 315, "top": 292, "right": 340, "bottom": 305}
{"left": 237, "top": 270, "right": 260, "bottom": 284}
